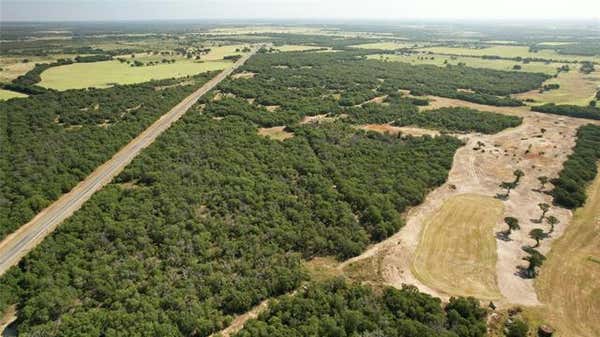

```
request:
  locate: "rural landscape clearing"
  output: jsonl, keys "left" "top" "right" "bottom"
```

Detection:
{"left": 1, "top": 2, "right": 600, "bottom": 337}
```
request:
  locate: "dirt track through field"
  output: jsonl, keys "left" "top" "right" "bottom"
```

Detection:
{"left": 341, "top": 96, "right": 600, "bottom": 306}
{"left": 0, "top": 48, "right": 257, "bottom": 276}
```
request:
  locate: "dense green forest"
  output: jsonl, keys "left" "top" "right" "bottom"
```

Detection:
{"left": 552, "top": 124, "right": 600, "bottom": 208}
{"left": 532, "top": 103, "right": 600, "bottom": 120}
{"left": 0, "top": 72, "right": 216, "bottom": 239}
{"left": 0, "top": 114, "right": 462, "bottom": 336}
{"left": 393, "top": 107, "right": 521, "bottom": 134}
{"left": 235, "top": 51, "right": 547, "bottom": 107}
{"left": 235, "top": 279, "right": 487, "bottom": 337}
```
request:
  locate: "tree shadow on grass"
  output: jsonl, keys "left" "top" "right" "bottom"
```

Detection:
{"left": 495, "top": 231, "right": 511, "bottom": 242}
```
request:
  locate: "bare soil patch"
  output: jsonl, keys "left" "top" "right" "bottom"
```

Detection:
{"left": 257, "top": 126, "right": 294, "bottom": 141}
{"left": 231, "top": 71, "right": 256, "bottom": 79}
{"left": 359, "top": 124, "right": 440, "bottom": 137}
{"left": 299, "top": 114, "right": 343, "bottom": 124}
{"left": 264, "top": 105, "right": 280, "bottom": 112}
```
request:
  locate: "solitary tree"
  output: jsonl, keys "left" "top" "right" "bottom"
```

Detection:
{"left": 529, "top": 228, "right": 546, "bottom": 247}
{"left": 537, "top": 176, "right": 549, "bottom": 190}
{"left": 538, "top": 203, "right": 550, "bottom": 222}
{"left": 504, "top": 216, "right": 520, "bottom": 237}
{"left": 513, "top": 169, "right": 525, "bottom": 184}
{"left": 522, "top": 247, "right": 546, "bottom": 278}
{"left": 546, "top": 215, "right": 559, "bottom": 233}
{"left": 500, "top": 181, "right": 517, "bottom": 197}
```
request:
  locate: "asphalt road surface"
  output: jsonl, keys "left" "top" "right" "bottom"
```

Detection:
{"left": 0, "top": 48, "right": 257, "bottom": 276}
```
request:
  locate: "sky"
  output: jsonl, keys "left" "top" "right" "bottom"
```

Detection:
{"left": 1, "top": 0, "right": 599, "bottom": 22}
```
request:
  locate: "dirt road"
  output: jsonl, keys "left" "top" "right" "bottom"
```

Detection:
{"left": 0, "top": 48, "right": 257, "bottom": 276}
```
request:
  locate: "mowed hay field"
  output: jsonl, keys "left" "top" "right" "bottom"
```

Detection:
{"left": 0, "top": 89, "right": 27, "bottom": 100}
{"left": 38, "top": 60, "right": 232, "bottom": 90}
{"left": 530, "top": 164, "right": 600, "bottom": 337}
{"left": 368, "top": 53, "right": 561, "bottom": 75}
{"left": 412, "top": 194, "right": 504, "bottom": 299}
{"left": 418, "top": 45, "right": 600, "bottom": 63}
{"left": 514, "top": 70, "right": 600, "bottom": 106}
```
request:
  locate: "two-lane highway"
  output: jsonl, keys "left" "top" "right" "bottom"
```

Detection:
{"left": 0, "top": 47, "right": 257, "bottom": 275}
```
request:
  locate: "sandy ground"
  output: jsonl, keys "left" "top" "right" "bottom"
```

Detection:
{"left": 0, "top": 306, "right": 16, "bottom": 337}
{"left": 231, "top": 71, "right": 256, "bottom": 79}
{"left": 342, "top": 96, "right": 600, "bottom": 306}
{"left": 359, "top": 123, "right": 441, "bottom": 137}
{"left": 257, "top": 126, "right": 294, "bottom": 140}
{"left": 210, "top": 300, "right": 270, "bottom": 337}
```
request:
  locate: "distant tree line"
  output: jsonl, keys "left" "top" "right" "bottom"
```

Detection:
{"left": 532, "top": 103, "right": 600, "bottom": 120}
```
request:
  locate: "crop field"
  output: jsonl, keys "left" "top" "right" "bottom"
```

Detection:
{"left": 529, "top": 164, "right": 600, "bottom": 337}
{"left": 38, "top": 59, "right": 232, "bottom": 90}
{"left": 412, "top": 194, "right": 504, "bottom": 299}
{"left": 419, "top": 45, "right": 600, "bottom": 63}
{"left": 513, "top": 69, "right": 600, "bottom": 106}
{"left": 349, "top": 41, "right": 421, "bottom": 50}
{"left": 368, "top": 53, "right": 562, "bottom": 75}
{"left": 0, "top": 89, "right": 27, "bottom": 100}
{"left": 0, "top": 55, "right": 76, "bottom": 83}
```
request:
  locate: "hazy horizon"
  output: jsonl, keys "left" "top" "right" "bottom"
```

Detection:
{"left": 2, "top": 0, "right": 599, "bottom": 22}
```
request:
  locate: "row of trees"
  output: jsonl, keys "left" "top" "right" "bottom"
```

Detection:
{"left": 532, "top": 103, "right": 600, "bottom": 120}
{"left": 551, "top": 124, "right": 600, "bottom": 208}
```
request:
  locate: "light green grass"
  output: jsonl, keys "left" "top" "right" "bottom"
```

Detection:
{"left": 39, "top": 60, "right": 232, "bottom": 90}
{"left": 537, "top": 42, "right": 574, "bottom": 46}
{"left": 419, "top": 45, "right": 600, "bottom": 63}
{"left": 0, "top": 89, "right": 27, "bottom": 100}
{"left": 514, "top": 69, "right": 600, "bottom": 106}
{"left": 349, "top": 42, "right": 419, "bottom": 50}
{"left": 275, "top": 45, "right": 325, "bottom": 52}
{"left": 368, "top": 53, "right": 561, "bottom": 75}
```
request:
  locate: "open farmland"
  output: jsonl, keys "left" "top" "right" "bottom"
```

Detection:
{"left": 0, "top": 89, "right": 27, "bottom": 101}
{"left": 513, "top": 69, "right": 600, "bottom": 106}
{"left": 38, "top": 59, "right": 232, "bottom": 90}
{"left": 412, "top": 194, "right": 503, "bottom": 300}
{"left": 349, "top": 41, "right": 420, "bottom": 50}
{"left": 273, "top": 44, "right": 326, "bottom": 52}
{"left": 419, "top": 45, "right": 600, "bottom": 63}
{"left": 368, "top": 53, "right": 563, "bottom": 75}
